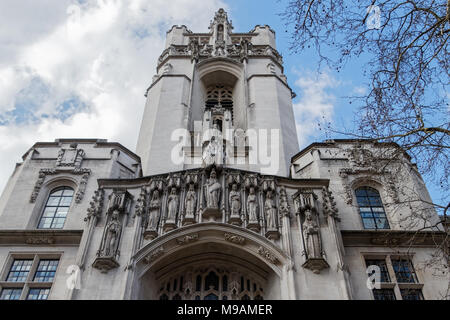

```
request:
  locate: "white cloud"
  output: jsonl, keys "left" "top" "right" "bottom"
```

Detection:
{"left": 0, "top": 0, "right": 226, "bottom": 194}
{"left": 292, "top": 71, "right": 338, "bottom": 147}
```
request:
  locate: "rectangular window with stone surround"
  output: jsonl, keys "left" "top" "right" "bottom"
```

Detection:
{"left": 372, "top": 289, "right": 396, "bottom": 300}
{"left": 0, "top": 254, "right": 60, "bottom": 300}
{"left": 364, "top": 255, "right": 424, "bottom": 300}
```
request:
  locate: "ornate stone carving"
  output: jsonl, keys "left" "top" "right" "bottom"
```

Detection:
{"left": 85, "top": 188, "right": 104, "bottom": 222}
{"left": 74, "top": 172, "right": 89, "bottom": 203}
{"left": 246, "top": 186, "right": 260, "bottom": 231}
{"left": 296, "top": 190, "right": 329, "bottom": 274}
{"left": 134, "top": 187, "right": 147, "bottom": 217}
{"left": 257, "top": 246, "right": 278, "bottom": 264}
{"left": 25, "top": 237, "right": 54, "bottom": 245}
{"left": 30, "top": 171, "right": 46, "bottom": 203}
{"left": 224, "top": 233, "right": 245, "bottom": 245}
{"left": 264, "top": 189, "right": 279, "bottom": 240}
{"left": 144, "top": 246, "right": 164, "bottom": 264}
{"left": 303, "top": 209, "right": 322, "bottom": 260}
{"left": 188, "top": 39, "right": 199, "bottom": 62}
{"left": 93, "top": 189, "right": 131, "bottom": 272}
{"left": 164, "top": 187, "right": 179, "bottom": 232}
{"left": 302, "top": 258, "right": 330, "bottom": 275}
{"left": 227, "top": 173, "right": 242, "bottom": 225}
{"left": 322, "top": 187, "right": 339, "bottom": 220}
{"left": 279, "top": 187, "right": 291, "bottom": 218}
{"left": 30, "top": 168, "right": 91, "bottom": 203}
{"left": 176, "top": 233, "right": 199, "bottom": 245}
{"left": 203, "top": 168, "right": 222, "bottom": 219}
{"left": 347, "top": 146, "right": 374, "bottom": 167}
{"left": 98, "top": 210, "right": 122, "bottom": 258}
{"left": 145, "top": 189, "right": 161, "bottom": 240}
{"left": 55, "top": 146, "right": 85, "bottom": 168}
{"left": 202, "top": 135, "right": 223, "bottom": 166}
{"left": 184, "top": 184, "right": 197, "bottom": 224}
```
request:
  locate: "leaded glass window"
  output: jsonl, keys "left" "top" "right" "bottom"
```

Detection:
{"left": 0, "top": 288, "right": 22, "bottom": 300}
{"left": 372, "top": 289, "right": 396, "bottom": 300}
{"left": 33, "top": 260, "right": 59, "bottom": 282}
{"left": 392, "top": 259, "right": 418, "bottom": 283}
{"left": 38, "top": 187, "right": 74, "bottom": 229}
{"left": 6, "top": 259, "right": 33, "bottom": 282}
{"left": 400, "top": 289, "right": 424, "bottom": 300}
{"left": 26, "top": 288, "right": 50, "bottom": 300}
{"left": 356, "top": 187, "right": 390, "bottom": 229}
{"left": 365, "top": 259, "right": 391, "bottom": 283}
{"left": 158, "top": 267, "right": 264, "bottom": 300}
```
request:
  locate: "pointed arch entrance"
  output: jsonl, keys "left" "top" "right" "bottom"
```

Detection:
{"left": 128, "top": 223, "right": 291, "bottom": 300}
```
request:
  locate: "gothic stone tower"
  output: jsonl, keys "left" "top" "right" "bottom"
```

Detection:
{"left": 0, "top": 9, "right": 447, "bottom": 301}
{"left": 136, "top": 8, "right": 299, "bottom": 177}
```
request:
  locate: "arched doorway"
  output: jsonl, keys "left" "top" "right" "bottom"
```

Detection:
{"left": 157, "top": 262, "right": 265, "bottom": 300}
{"left": 130, "top": 225, "right": 286, "bottom": 300}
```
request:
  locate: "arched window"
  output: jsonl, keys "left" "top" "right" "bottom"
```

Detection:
{"left": 205, "top": 85, "right": 233, "bottom": 109}
{"left": 38, "top": 187, "right": 74, "bottom": 229}
{"left": 158, "top": 267, "right": 264, "bottom": 300}
{"left": 355, "top": 186, "right": 390, "bottom": 230}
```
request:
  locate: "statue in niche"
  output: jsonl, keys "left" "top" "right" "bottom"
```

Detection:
{"left": 167, "top": 187, "right": 179, "bottom": 222}
{"left": 185, "top": 184, "right": 197, "bottom": 218}
{"left": 303, "top": 209, "right": 322, "bottom": 259}
{"left": 100, "top": 210, "right": 121, "bottom": 257}
{"left": 206, "top": 169, "right": 221, "bottom": 208}
{"left": 202, "top": 136, "right": 222, "bottom": 166}
{"left": 217, "top": 24, "right": 224, "bottom": 43}
{"left": 239, "top": 39, "right": 249, "bottom": 61}
{"left": 279, "top": 188, "right": 290, "bottom": 216}
{"left": 188, "top": 39, "right": 199, "bottom": 61}
{"left": 247, "top": 187, "right": 258, "bottom": 222}
{"left": 147, "top": 190, "right": 161, "bottom": 231}
{"left": 229, "top": 183, "right": 241, "bottom": 216}
{"left": 264, "top": 190, "right": 277, "bottom": 230}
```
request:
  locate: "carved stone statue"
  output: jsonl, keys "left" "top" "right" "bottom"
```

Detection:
{"left": 185, "top": 184, "right": 197, "bottom": 218}
{"left": 303, "top": 209, "right": 322, "bottom": 259}
{"left": 229, "top": 183, "right": 241, "bottom": 217}
{"left": 167, "top": 187, "right": 179, "bottom": 222}
{"left": 189, "top": 39, "right": 199, "bottom": 61}
{"left": 100, "top": 210, "right": 121, "bottom": 257}
{"left": 264, "top": 190, "right": 277, "bottom": 230}
{"left": 147, "top": 190, "right": 161, "bottom": 231}
{"left": 202, "top": 136, "right": 222, "bottom": 166}
{"left": 247, "top": 187, "right": 258, "bottom": 222}
{"left": 206, "top": 169, "right": 221, "bottom": 208}
{"left": 239, "top": 39, "right": 249, "bottom": 61}
{"left": 279, "top": 187, "right": 290, "bottom": 216}
{"left": 217, "top": 24, "right": 224, "bottom": 42}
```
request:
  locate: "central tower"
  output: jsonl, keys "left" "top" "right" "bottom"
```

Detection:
{"left": 136, "top": 9, "right": 298, "bottom": 177}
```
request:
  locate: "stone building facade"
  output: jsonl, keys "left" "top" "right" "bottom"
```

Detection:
{"left": 0, "top": 9, "right": 448, "bottom": 300}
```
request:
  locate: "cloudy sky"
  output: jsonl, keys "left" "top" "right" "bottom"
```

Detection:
{"left": 2, "top": 0, "right": 437, "bottom": 202}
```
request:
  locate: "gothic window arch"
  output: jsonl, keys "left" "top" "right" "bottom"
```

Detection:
{"left": 205, "top": 85, "right": 233, "bottom": 109}
{"left": 37, "top": 186, "right": 74, "bottom": 229}
{"left": 158, "top": 266, "right": 264, "bottom": 300}
{"left": 355, "top": 186, "right": 390, "bottom": 230}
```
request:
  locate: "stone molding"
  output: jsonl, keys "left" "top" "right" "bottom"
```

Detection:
{"left": 30, "top": 168, "right": 91, "bottom": 203}
{"left": 341, "top": 230, "right": 447, "bottom": 247}
{"left": 0, "top": 230, "right": 83, "bottom": 246}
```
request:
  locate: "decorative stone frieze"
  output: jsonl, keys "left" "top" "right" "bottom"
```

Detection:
{"left": 85, "top": 189, "right": 104, "bottom": 222}
{"left": 176, "top": 233, "right": 199, "bottom": 245}
{"left": 257, "top": 246, "right": 278, "bottom": 264}
{"left": 56, "top": 145, "right": 85, "bottom": 168}
{"left": 30, "top": 168, "right": 91, "bottom": 203}
{"left": 224, "top": 233, "right": 246, "bottom": 245}
{"left": 144, "top": 246, "right": 165, "bottom": 264}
